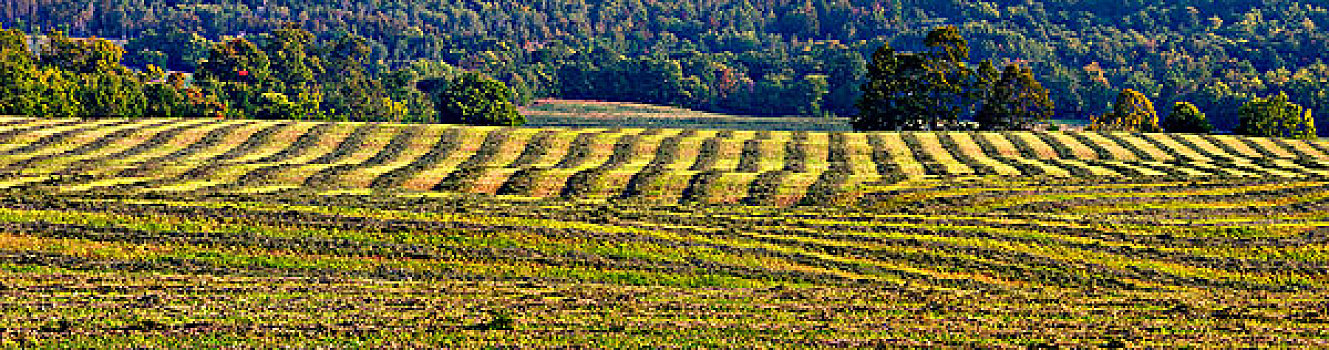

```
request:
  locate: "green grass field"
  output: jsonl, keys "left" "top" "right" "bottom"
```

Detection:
{"left": 2, "top": 115, "right": 1329, "bottom": 347}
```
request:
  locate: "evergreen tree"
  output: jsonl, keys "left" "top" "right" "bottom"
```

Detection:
{"left": 1162, "top": 102, "right": 1213, "bottom": 133}
{"left": 853, "top": 43, "right": 911, "bottom": 130}
{"left": 1236, "top": 92, "right": 1316, "bottom": 139}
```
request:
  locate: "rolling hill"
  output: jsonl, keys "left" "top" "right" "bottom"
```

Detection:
{"left": 1, "top": 116, "right": 1327, "bottom": 204}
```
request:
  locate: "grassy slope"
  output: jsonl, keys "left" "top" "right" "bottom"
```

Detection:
{"left": 1, "top": 116, "right": 1329, "bottom": 347}
{"left": 521, "top": 99, "right": 854, "bottom": 131}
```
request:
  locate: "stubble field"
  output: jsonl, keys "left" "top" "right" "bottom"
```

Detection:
{"left": 1, "top": 116, "right": 1328, "bottom": 347}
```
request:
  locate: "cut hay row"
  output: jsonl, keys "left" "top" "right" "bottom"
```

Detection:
{"left": 208, "top": 123, "right": 352, "bottom": 191}
{"left": 1137, "top": 134, "right": 1274, "bottom": 179}
{"left": 899, "top": 133, "right": 956, "bottom": 175}
{"left": 1037, "top": 132, "right": 1101, "bottom": 160}
{"left": 293, "top": 125, "right": 412, "bottom": 189}
{"left": 399, "top": 126, "right": 499, "bottom": 191}
{"left": 0, "top": 119, "right": 82, "bottom": 147}
{"left": 1244, "top": 136, "right": 1299, "bottom": 158}
{"left": 2, "top": 118, "right": 1329, "bottom": 205}
{"left": 801, "top": 133, "right": 855, "bottom": 205}
{"left": 709, "top": 132, "right": 791, "bottom": 203}
{"left": 7, "top": 121, "right": 1329, "bottom": 350}
{"left": 974, "top": 133, "right": 1059, "bottom": 176}
{"left": 708, "top": 130, "right": 756, "bottom": 172}
{"left": 484, "top": 128, "right": 613, "bottom": 196}
{"left": 1165, "top": 134, "right": 1269, "bottom": 177}
{"left": 341, "top": 126, "right": 452, "bottom": 189}
{"left": 769, "top": 132, "right": 831, "bottom": 205}
{"left": 0, "top": 118, "right": 190, "bottom": 171}
{"left": 104, "top": 120, "right": 255, "bottom": 172}
{"left": 54, "top": 121, "right": 280, "bottom": 192}
{"left": 300, "top": 124, "right": 422, "bottom": 189}
{"left": 578, "top": 129, "right": 683, "bottom": 199}
{"left": 937, "top": 133, "right": 1015, "bottom": 176}
{"left": 141, "top": 122, "right": 327, "bottom": 193}
{"left": 534, "top": 129, "right": 642, "bottom": 197}
{"left": 0, "top": 119, "right": 131, "bottom": 156}
{"left": 842, "top": 133, "right": 882, "bottom": 182}
{"left": 0, "top": 116, "right": 35, "bottom": 126}
{"left": 1105, "top": 132, "right": 1174, "bottom": 162}
{"left": 613, "top": 130, "right": 692, "bottom": 201}
{"left": 625, "top": 130, "right": 715, "bottom": 203}
{"left": 670, "top": 130, "right": 719, "bottom": 171}
{"left": 235, "top": 123, "right": 360, "bottom": 187}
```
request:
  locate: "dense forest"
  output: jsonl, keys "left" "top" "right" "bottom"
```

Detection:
{"left": 2, "top": 0, "right": 1327, "bottom": 134}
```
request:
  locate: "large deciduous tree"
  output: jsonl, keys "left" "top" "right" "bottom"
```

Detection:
{"left": 917, "top": 26, "right": 986, "bottom": 129}
{"left": 262, "top": 23, "right": 322, "bottom": 90}
{"left": 0, "top": 25, "right": 81, "bottom": 117}
{"left": 1236, "top": 92, "right": 1316, "bottom": 139}
{"left": 854, "top": 26, "right": 995, "bottom": 131}
{"left": 433, "top": 72, "right": 524, "bottom": 126}
{"left": 75, "top": 70, "right": 147, "bottom": 117}
{"left": 35, "top": 31, "right": 148, "bottom": 117}
{"left": 39, "top": 31, "right": 126, "bottom": 75}
{"left": 196, "top": 38, "right": 270, "bottom": 86}
{"left": 318, "top": 33, "right": 400, "bottom": 122}
{"left": 1162, "top": 102, "right": 1212, "bottom": 133}
{"left": 195, "top": 38, "right": 272, "bottom": 118}
{"left": 975, "top": 64, "right": 1054, "bottom": 131}
{"left": 1090, "top": 89, "right": 1160, "bottom": 132}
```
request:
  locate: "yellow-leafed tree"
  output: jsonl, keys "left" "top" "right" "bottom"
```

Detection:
{"left": 1090, "top": 89, "right": 1160, "bottom": 132}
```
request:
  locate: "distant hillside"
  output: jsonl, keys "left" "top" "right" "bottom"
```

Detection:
{"left": 6, "top": 0, "right": 1325, "bottom": 129}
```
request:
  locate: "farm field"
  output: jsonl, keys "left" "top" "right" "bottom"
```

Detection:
{"left": 521, "top": 99, "right": 854, "bottom": 131}
{"left": 2, "top": 116, "right": 1329, "bottom": 347}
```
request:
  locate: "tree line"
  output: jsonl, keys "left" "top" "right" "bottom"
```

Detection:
{"left": 2, "top": 22, "right": 1315, "bottom": 139}
{"left": 854, "top": 26, "right": 1316, "bottom": 139}
{"left": 0, "top": 24, "right": 522, "bottom": 126}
